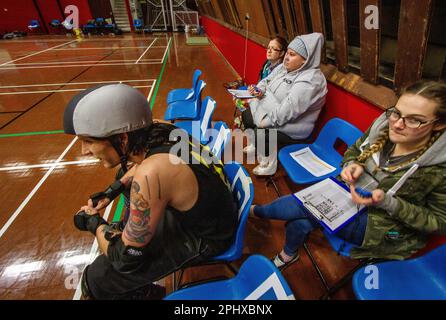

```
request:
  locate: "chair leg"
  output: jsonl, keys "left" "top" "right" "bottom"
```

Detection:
{"left": 266, "top": 176, "right": 281, "bottom": 197}
{"left": 226, "top": 262, "right": 239, "bottom": 275}
{"left": 303, "top": 242, "right": 331, "bottom": 292}
{"left": 173, "top": 268, "right": 185, "bottom": 291}
{"left": 172, "top": 271, "right": 176, "bottom": 291}
{"left": 319, "top": 261, "right": 366, "bottom": 300}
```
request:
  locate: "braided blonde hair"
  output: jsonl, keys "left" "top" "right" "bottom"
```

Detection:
{"left": 356, "top": 80, "right": 446, "bottom": 170}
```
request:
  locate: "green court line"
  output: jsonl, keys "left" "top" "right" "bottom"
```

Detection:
{"left": 149, "top": 38, "right": 171, "bottom": 111}
{"left": 112, "top": 195, "right": 125, "bottom": 222}
{"left": 0, "top": 130, "right": 64, "bottom": 138}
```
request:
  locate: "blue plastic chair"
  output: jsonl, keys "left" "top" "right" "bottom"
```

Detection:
{"left": 352, "top": 244, "right": 446, "bottom": 300}
{"left": 322, "top": 229, "right": 356, "bottom": 257}
{"left": 175, "top": 96, "right": 216, "bottom": 144}
{"left": 167, "top": 69, "right": 202, "bottom": 105}
{"left": 134, "top": 19, "right": 143, "bottom": 32}
{"left": 164, "top": 80, "right": 206, "bottom": 121}
{"left": 174, "top": 162, "right": 254, "bottom": 289}
{"left": 83, "top": 19, "right": 97, "bottom": 34}
{"left": 28, "top": 20, "right": 40, "bottom": 30}
{"left": 165, "top": 255, "right": 295, "bottom": 300}
{"left": 278, "top": 118, "right": 363, "bottom": 185}
{"left": 212, "top": 162, "right": 254, "bottom": 263}
{"left": 208, "top": 121, "right": 231, "bottom": 160}
{"left": 49, "top": 19, "right": 61, "bottom": 28}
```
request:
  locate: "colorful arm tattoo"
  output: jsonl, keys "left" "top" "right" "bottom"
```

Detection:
{"left": 123, "top": 174, "right": 160, "bottom": 245}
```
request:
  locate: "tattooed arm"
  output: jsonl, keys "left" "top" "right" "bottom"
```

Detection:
{"left": 92, "top": 168, "right": 168, "bottom": 272}
{"left": 122, "top": 168, "right": 168, "bottom": 247}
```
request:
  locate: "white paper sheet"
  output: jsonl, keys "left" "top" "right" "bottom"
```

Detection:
{"left": 294, "top": 178, "right": 364, "bottom": 232}
{"left": 289, "top": 147, "right": 336, "bottom": 177}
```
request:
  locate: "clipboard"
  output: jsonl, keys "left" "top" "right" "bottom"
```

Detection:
{"left": 292, "top": 177, "right": 367, "bottom": 234}
{"left": 227, "top": 89, "right": 255, "bottom": 99}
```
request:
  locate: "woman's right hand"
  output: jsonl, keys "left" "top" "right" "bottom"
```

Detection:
{"left": 248, "top": 85, "right": 263, "bottom": 98}
{"left": 341, "top": 163, "right": 364, "bottom": 184}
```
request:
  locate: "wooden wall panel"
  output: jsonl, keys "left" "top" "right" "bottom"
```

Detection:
{"left": 394, "top": 0, "right": 434, "bottom": 91}
{"left": 293, "top": 0, "right": 308, "bottom": 35}
{"left": 261, "top": 0, "right": 277, "bottom": 37}
{"left": 330, "top": 0, "right": 349, "bottom": 72}
{"left": 225, "top": 0, "right": 242, "bottom": 28}
{"left": 282, "top": 0, "right": 296, "bottom": 40}
{"left": 233, "top": 0, "right": 271, "bottom": 39}
{"left": 209, "top": 0, "right": 225, "bottom": 21}
{"left": 270, "top": 0, "right": 287, "bottom": 39}
{"left": 359, "top": 0, "right": 380, "bottom": 84}
{"left": 308, "top": 0, "right": 326, "bottom": 63}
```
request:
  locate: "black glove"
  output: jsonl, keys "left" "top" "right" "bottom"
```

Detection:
{"left": 74, "top": 211, "right": 108, "bottom": 235}
{"left": 90, "top": 180, "right": 126, "bottom": 207}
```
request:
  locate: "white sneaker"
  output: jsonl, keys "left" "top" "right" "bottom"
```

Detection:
{"left": 272, "top": 253, "right": 299, "bottom": 270}
{"left": 258, "top": 155, "right": 269, "bottom": 167}
{"left": 243, "top": 144, "right": 256, "bottom": 155}
{"left": 252, "top": 157, "right": 277, "bottom": 176}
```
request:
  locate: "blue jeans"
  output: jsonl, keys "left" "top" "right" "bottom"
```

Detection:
{"left": 254, "top": 195, "right": 368, "bottom": 256}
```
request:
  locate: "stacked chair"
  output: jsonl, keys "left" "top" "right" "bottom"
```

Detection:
{"left": 166, "top": 69, "right": 202, "bottom": 105}
{"left": 163, "top": 71, "right": 299, "bottom": 300}
{"left": 208, "top": 121, "right": 231, "bottom": 160}
{"left": 175, "top": 96, "right": 216, "bottom": 145}
{"left": 164, "top": 72, "right": 206, "bottom": 122}
{"left": 165, "top": 69, "right": 231, "bottom": 160}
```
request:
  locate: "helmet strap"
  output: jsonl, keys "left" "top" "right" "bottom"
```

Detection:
{"left": 109, "top": 135, "right": 128, "bottom": 173}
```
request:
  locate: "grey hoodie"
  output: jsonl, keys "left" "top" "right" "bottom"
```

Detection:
{"left": 249, "top": 33, "right": 328, "bottom": 139}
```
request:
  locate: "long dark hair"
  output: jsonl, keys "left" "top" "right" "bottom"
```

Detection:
{"left": 271, "top": 36, "right": 288, "bottom": 56}
{"left": 124, "top": 122, "right": 177, "bottom": 155}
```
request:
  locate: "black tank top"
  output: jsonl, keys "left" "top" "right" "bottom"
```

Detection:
{"left": 146, "top": 142, "right": 238, "bottom": 244}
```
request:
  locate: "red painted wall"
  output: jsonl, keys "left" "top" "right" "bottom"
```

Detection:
{"left": 36, "top": 0, "right": 63, "bottom": 34}
{"left": 0, "top": 0, "right": 40, "bottom": 34}
{"left": 124, "top": 0, "right": 134, "bottom": 31}
{"left": 0, "top": 0, "right": 93, "bottom": 34}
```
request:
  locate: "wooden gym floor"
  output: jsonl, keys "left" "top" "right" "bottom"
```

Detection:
{"left": 0, "top": 33, "right": 356, "bottom": 299}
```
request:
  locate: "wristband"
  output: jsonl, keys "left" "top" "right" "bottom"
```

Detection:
{"left": 74, "top": 211, "right": 108, "bottom": 235}
{"left": 90, "top": 180, "right": 126, "bottom": 207}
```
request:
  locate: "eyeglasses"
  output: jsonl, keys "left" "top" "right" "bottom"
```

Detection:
{"left": 267, "top": 46, "right": 282, "bottom": 52}
{"left": 385, "top": 107, "right": 438, "bottom": 129}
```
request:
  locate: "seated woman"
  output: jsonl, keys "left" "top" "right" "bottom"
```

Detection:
{"left": 63, "top": 84, "right": 238, "bottom": 299}
{"left": 252, "top": 80, "right": 446, "bottom": 268}
{"left": 242, "top": 33, "right": 327, "bottom": 176}
{"left": 258, "top": 36, "right": 288, "bottom": 82}
{"left": 224, "top": 36, "right": 288, "bottom": 89}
